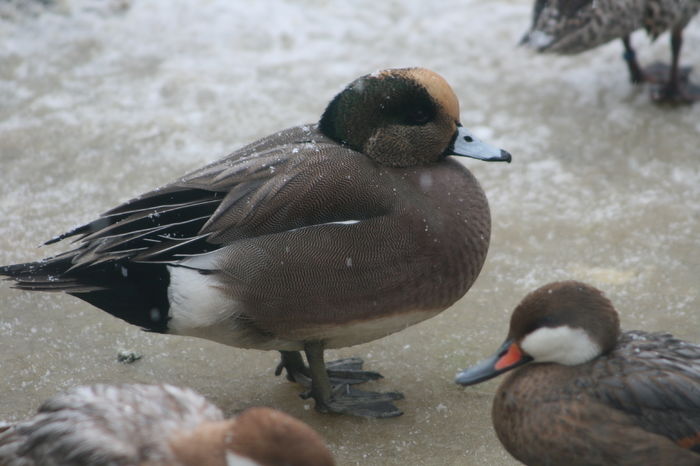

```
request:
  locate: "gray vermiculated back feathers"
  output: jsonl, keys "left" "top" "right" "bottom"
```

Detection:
{"left": 523, "top": 0, "right": 700, "bottom": 53}
{"left": 0, "top": 384, "right": 223, "bottom": 466}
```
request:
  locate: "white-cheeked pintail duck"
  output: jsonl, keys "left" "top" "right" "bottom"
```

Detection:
{"left": 456, "top": 281, "right": 700, "bottom": 465}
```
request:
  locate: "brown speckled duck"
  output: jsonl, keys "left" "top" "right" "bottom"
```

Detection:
{"left": 521, "top": 0, "right": 700, "bottom": 103}
{"left": 0, "top": 384, "right": 335, "bottom": 466}
{"left": 456, "top": 281, "right": 700, "bottom": 466}
{"left": 0, "top": 68, "right": 511, "bottom": 418}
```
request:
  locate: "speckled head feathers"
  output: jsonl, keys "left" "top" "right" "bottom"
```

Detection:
{"left": 319, "top": 67, "right": 462, "bottom": 167}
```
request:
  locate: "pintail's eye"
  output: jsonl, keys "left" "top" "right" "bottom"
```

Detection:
{"left": 407, "top": 108, "right": 430, "bottom": 125}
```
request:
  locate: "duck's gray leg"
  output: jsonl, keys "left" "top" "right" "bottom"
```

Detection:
{"left": 275, "top": 350, "right": 384, "bottom": 386}
{"left": 302, "top": 341, "right": 404, "bottom": 418}
{"left": 621, "top": 35, "right": 645, "bottom": 84}
{"left": 622, "top": 33, "right": 694, "bottom": 92}
{"left": 650, "top": 27, "right": 700, "bottom": 103}
{"left": 276, "top": 351, "right": 310, "bottom": 382}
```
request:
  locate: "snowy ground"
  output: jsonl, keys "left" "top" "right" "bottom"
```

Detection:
{"left": 1, "top": 1, "right": 699, "bottom": 464}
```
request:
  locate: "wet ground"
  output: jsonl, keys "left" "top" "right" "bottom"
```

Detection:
{"left": 1, "top": 1, "right": 699, "bottom": 464}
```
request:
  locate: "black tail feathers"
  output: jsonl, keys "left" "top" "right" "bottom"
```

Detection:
{"left": 1, "top": 257, "right": 170, "bottom": 333}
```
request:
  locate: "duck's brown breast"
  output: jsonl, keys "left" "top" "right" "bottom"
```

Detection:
{"left": 389, "top": 159, "right": 490, "bottom": 309}
{"left": 212, "top": 153, "right": 490, "bottom": 333}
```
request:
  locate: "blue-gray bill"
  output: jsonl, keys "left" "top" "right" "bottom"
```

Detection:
{"left": 450, "top": 126, "right": 512, "bottom": 163}
{"left": 455, "top": 339, "right": 532, "bottom": 386}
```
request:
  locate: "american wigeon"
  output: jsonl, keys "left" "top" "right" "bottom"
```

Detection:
{"left": 456, "top": 281, "right": 700, "bottom": 465}
{"left": 1, "top": 67, "right": 511, "bottom": 418}
{"left": 0, "top": 384, "right": 335, "bottom": 466}
{"left": 521, "top": 0, "right": 700, "bottom": 103}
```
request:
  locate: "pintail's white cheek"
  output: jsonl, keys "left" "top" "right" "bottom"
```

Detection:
{"left": 520, "top": 326, "right": 602, "bottom": 366}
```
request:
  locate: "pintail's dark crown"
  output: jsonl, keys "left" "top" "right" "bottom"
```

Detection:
{"left": 508, "top": 281, "right": 621, "bottom": 357}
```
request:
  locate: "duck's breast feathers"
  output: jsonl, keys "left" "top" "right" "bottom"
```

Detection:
{"left": 589, "top": 331, "right": 700, "bottom": 449}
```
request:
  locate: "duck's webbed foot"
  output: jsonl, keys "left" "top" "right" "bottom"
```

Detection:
{"left": 324, "top": 357, "right": 384, "bottom": 385}
{"left": 305, "top": 383, "right": 404, "bottom": 418}
{"left": 293, "top": 342, "right": 404, "bottom": 418}
{"left": 621, "top": 36, "right": 692, "bottom": 86}
{"left": 641, "top": 62, "right": 692, "bottom": 85}
{"left": 275, "top": 351, "right": 383, "bottom": 387}
{"left": 650, "top": 77, "right": 700, "bottom": 104}
{"left": 647, "top": 29, "right": 699, "bottom": 104}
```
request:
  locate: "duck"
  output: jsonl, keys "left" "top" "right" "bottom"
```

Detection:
{"left": 0, "top": 383, "right": 335, "bottom": 466}
{"left": 455, "top": 281, "right": 700, "bottom": 465}
{"left": 520, "top": 0, "right": 700, "bottom": 103}
{"left": 0, "top": 67, "right": 511, "bottom": 418}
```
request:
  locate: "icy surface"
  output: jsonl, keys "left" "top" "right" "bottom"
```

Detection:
{"left": 1, "top": 1, "right": 699, "bottom": 465}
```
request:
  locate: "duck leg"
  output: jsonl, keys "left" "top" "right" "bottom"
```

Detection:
{"left": 302, "top": 341, "right": 404, "bottom": 418}
{"left": 275, "top": 350, "right": 384, "bottom": 386}
{"left": 621, "top": 35, "right": 692, "bottom": 88}
{"left": 650, "top": 27, "right": 700, "bottom": 104}
{"left": 621, "top": 35, "right": 645, "bottom": 84}
{"left": 276, "top": 350, "right": 311, "bottom": 383}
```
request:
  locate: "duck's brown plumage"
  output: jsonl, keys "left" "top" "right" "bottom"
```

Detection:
{"left": 456, "top": 281, "right": 700, "bottom": 466}
{"left": 0, "top": 384, "right": 335, "bottom": 466}
{"left": 0, "top": 123, "right": 489, "bottom": 346}
{"left": 495, "top": 330, "right": 700, "bottom": 465}
{"left": 1, "top": 68, "right": 510, "bottom": 417}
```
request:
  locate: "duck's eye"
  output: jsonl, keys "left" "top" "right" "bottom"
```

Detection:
{"left": 406, "top": 108, "right": 430, "bottom": 125}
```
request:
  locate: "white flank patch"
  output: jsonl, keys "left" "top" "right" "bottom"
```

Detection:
{"left": 166, "top": 254, "right": 302, "bottom": 351}
{"left": 520, "top": 326, "right": 601, "bottom": 366}
{"left": 167, "top": 262, "right": 236, "bottom": 332}
{"left": 226, "top": 451, "right": 260, "bottom": 466}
